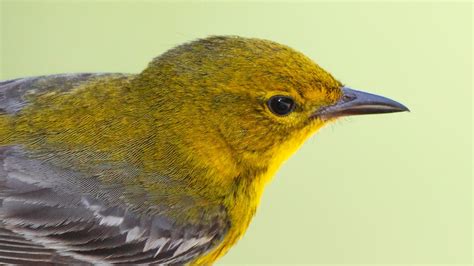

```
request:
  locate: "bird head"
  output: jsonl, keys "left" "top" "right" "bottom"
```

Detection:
{"left": 135, "top": 36, "right": 408, "bottom": 179}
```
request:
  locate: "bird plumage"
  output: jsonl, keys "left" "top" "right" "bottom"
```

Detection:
{"left": 0, "top": 74, "right": 228, "bottom": 264}
{"left": 0, "top": 36, "right": 408, "bottom": 264}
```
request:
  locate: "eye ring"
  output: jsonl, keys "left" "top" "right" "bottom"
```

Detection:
{"left": 267, "top": 95, "right": 296, "bottom": 116}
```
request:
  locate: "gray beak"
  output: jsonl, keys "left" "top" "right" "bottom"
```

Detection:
{"left": 313, "top": 87, "right": 409, "bottom": 120}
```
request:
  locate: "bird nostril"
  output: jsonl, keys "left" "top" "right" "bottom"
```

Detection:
{"left": 342, "top": 94, "right": 356, "bottom": 102}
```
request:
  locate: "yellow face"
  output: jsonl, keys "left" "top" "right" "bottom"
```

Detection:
{"left": 140, "top": 36, "right": 343, "bottom": 168}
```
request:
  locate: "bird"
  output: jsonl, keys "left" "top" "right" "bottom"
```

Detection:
{"left": 0, "top": 36, "right": 408, "bottom": 265}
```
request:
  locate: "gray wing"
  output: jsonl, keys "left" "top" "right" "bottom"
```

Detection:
{"left": 0, "top": 75, "right": 229, "bottom": 264}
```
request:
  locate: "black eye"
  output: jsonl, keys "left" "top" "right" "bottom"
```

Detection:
{"left": 267, "top": 95, "right": 295, "bottom": 116}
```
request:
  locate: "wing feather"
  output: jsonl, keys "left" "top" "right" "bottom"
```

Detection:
{"left": 0, "top": 146, "right": 228, "bottom": 264}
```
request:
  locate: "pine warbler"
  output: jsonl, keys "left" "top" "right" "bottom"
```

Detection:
{"left": 0, "top": 36, "right": 408, "bottom": 264}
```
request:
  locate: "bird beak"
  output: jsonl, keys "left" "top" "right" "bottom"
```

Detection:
{"left": 313, "top": 87, "right": 409, "bottom": 120}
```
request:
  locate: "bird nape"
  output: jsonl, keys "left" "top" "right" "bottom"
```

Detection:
{"left": 0, "top": 36, "right": 408, "bottom": 265}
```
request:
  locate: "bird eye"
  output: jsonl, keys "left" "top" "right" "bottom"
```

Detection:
{"left": 267, "top": 95, "right": 295, "bottom": 116}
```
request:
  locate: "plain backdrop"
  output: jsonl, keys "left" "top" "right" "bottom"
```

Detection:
{"left": 1, "top": 1, "right": 472, "bottom": 265}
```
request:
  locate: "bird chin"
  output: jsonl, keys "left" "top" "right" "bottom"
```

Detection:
{"left": 308, "top": 114, "right": 337, "bottom": 124}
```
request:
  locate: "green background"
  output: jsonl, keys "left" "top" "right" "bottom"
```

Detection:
{"left": 0, "top": 1, "right": 472, "bottom": 265}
